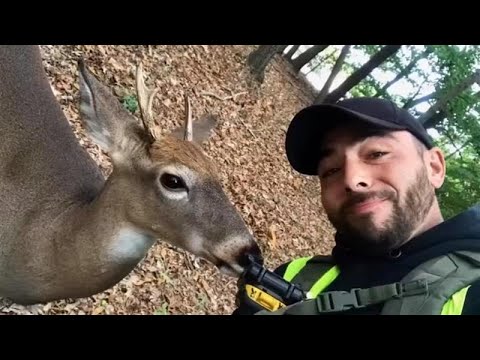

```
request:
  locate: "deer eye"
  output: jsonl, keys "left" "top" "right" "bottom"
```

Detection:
{"left": 160, "top": 174, "right": 187, "bottom": 192}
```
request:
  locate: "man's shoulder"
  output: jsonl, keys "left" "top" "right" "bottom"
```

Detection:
{"left": 461, "top": 280, "right": 480, "bottom": 315}
{"left": 272, "top": 254, "right": 335, "bottom": 276}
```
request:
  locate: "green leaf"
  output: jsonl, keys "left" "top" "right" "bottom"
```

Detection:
{"left": 121, "top": 94, "right": 138, "bottom": 114}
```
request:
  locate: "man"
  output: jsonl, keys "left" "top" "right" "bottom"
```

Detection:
{"left": 233, "top": 97, "right": 480, "bottom": 315}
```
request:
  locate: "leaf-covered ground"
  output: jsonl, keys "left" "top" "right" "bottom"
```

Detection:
{"left": 0, "top": 45, "right": 336, "bottom": 315}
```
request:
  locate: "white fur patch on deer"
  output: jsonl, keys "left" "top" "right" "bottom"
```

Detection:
{"left": 109, "top": 228, "right": 156, "bottom": 262}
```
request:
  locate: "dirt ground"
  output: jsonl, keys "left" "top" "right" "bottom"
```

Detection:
{"left": 0, "top": 45, "right": 336, "bottom": 315}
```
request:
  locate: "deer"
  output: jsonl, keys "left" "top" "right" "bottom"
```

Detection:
{"left": 0, "top": 45, "right": 262, "bottom": 306}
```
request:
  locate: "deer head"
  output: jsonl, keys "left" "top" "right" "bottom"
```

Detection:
{"left": 77, "top": 59, "right": 262, "bottom": 277}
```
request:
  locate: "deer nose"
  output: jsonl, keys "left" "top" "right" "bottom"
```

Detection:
{"left": 238, "top": 243, "right": 263, "bottom": 267}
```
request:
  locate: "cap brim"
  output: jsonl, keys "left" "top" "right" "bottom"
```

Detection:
{"left": 285, "top": 104, "right": 407, "bottom": 175}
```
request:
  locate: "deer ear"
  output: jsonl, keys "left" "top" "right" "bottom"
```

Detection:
{"left": 78, "top": 59, "right": 150, "bottom": 162}
{"left": 171, "top": 114, "right": 218, "bottom": 144}
{"left": 191, "top": 114, "right": 218, "bottom": 143}
{"left": 170, "top": 95, "right": 218, "bottom": 144}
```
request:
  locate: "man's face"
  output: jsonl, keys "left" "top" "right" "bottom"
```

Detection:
{"left": 317, "top": 125, "right": 445, "bottom": 255}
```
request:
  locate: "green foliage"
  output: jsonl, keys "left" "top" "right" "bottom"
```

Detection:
{"left": 349, "top": 78, "right": 378, "bottom": 98}
{"left": 438, "top": 146, "right": 480, "bottom": 219}
{"left": 121, "top": 94, "right": 138, "bottom": 114}
{"left": 424, "top": 46, "right": 480, "bottom": 217}
{"left": 154, "top": 303, "right": 169, "bottom": 315}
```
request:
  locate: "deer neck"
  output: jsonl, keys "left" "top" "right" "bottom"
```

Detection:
{"left": 33, "top": 173, "right": 158, "bottom": 301}
{"left": 0, "top": 171, "right": 160, "bottom": 305}
{"left": 73, "top": 175, "right": 157, "bottom": 267}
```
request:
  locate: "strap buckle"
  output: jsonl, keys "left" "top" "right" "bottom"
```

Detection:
{"left": 315, "top": 288, "right": 364, "bottom": 312}
{"left": 313, "top": 279, "right": 428, "bottom": 313}
{"left": 395, "top": 279, "right": 428, "bottom": 297}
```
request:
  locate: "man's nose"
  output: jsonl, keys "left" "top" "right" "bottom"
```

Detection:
{"left": 343, "top": 160, "right": 371, "bottom": 192}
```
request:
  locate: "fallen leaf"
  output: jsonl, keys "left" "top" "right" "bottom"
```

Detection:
{"left": 92, "top": 307, "right": 104, "bottom": 315}
{"left": 268, "top": 224, "right": 277, "bottom": 249}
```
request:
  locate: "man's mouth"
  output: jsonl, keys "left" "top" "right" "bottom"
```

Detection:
{"left": 349, "top": 198, "right": 387, "bottom": 215}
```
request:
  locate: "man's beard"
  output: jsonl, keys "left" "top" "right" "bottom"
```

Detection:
{"left": 327, "top": 165, "right": 436, "bottom": 256}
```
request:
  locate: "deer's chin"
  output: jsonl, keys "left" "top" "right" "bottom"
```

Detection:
{"left": 217, "top": 262, "right": 243, "bottom": 277}
{"left": 196, "top": 252, "right": 243, "bottom": 277}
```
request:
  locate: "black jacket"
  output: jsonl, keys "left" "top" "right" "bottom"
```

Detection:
{"left": 233, "top": 204, "right": 480, "bottom": 315}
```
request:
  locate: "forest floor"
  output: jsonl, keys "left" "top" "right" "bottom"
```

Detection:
{"left": 0, "top": 45, "right": 336, "bottom": 315}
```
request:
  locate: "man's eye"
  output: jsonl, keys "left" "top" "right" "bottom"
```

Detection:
{"left": 369, "top": 151, "right": 388, "bottom": 159}
{"left": 321, "top": 168, "right": 340, "bottom": 178}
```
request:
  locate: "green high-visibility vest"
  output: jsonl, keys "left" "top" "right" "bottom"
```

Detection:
{"left": 259, "top": 251, "right": 480, "bottom": 315}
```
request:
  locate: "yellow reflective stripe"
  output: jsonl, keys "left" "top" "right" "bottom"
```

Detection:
{"left": 307, "top": 265, "right": 340, "bottom": 298}
{"left": 441, "top": 285, "right": 471, "bottom": 315}
{"left": 283, "top": 256, "right": 313, "bottom": 282}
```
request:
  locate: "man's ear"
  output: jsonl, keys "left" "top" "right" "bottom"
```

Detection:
{"left": 425, "top": 147, "right": 446, "bottom": 189}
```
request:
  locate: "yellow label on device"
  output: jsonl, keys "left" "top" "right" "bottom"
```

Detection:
{"left": 245, "top": 284, "right": 286, "bottom": 312}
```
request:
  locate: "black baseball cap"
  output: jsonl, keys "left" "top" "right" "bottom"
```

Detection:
{"left": 285, "top": 97, "right": 434, "bottom": 175}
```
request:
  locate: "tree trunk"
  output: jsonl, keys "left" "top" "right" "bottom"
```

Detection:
{"left": 404, "top": 91, "right": 437, "bottom": 109}
{"left": 247, "top": 45, "right": 285, "bottom": 83}
{"left": 402, "top": 78, "right": 428, "bottom": 108}
{"left": 322, "top": 45, "right": 402, "bottom": 104}
{"left": 286, "top": 45, "right": 300, "bottom": 59}
{"left": 315, "top": 45, "right": 351, "bottom": 104}
{"left": 305, "top": 51, "right": 338, "bottom": 76}
{"left": 423, "top": 109, "right": 447, "bottom": 130}
{"left": 418, "top": 70, "right": 480, "bottom": 124}
{"left": 423, "top": 90, "right": 480, "bottom": 131}
{"left": 291, "top": 45, "right": 329, "bottom": 73}
{"left": 374, "top": 47, "right": 433, "bottom": 97}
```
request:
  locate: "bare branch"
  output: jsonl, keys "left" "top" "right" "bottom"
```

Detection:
{"left": 375, "top": 46, "right": 433, "bottom": 98}
{"left": 201, "top": 91, "right": 247, "bottom": 102}
{"left": 446, "top": 140, "right": 470, "bottom": 160}
{"left": 418, "top": 69, "right": 480, "bottom": 124}
{"left": 404, "top": 90, "right": 437, "bottom": 109}
{"left": 323, "top": 45, "right": 402, "bottom": 104}
{"left": 315, "top": 45, "right": 351, "bottom": 103}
